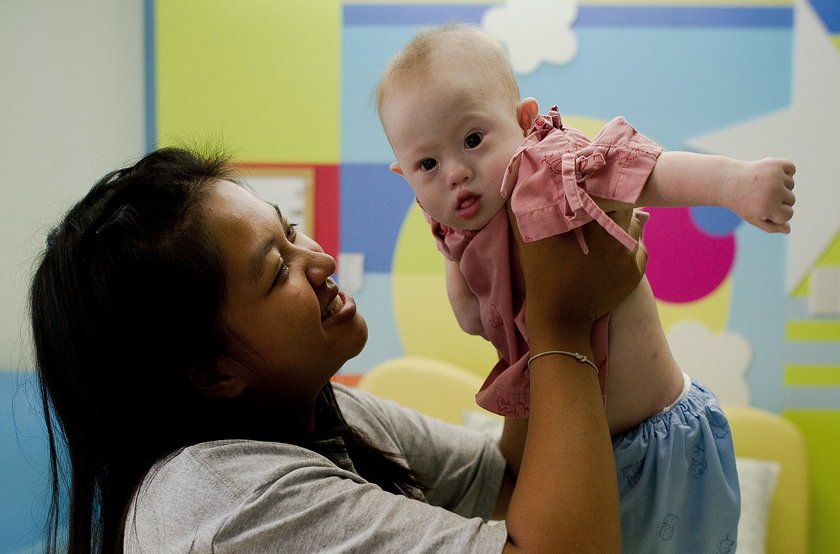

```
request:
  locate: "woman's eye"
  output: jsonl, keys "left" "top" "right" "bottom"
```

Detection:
{"left": 465, "top": 133, "right": 483, "bottom": 149}
{"left": 420, "top": 159, "right": 437, "bottom": 171}
{"left": 273, "top": 262, "right": 289, "bottom": 287}
{"left": 286, "top": 222, "right": 298, "bottom": 242}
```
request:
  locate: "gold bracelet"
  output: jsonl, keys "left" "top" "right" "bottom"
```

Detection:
{"left": 527, "top": 350, "right": 600, "bottom": 374}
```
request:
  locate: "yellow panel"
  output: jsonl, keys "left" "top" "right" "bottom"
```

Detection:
{"left": 656, "top": 278, "right": 732, "bottom": 333}
{"left": 156, "top": 0, "right": 340, "bottom": 163}
{"left": 785, "top": 365, "right": 840, "bottom": 386}
{"left": 790, "top": 231, "right": 840, "bottom": 297}
{"left": 562, "top": 115, "right": 611, "bottom": 138}
{"left": 392, "top": 204, "right": 497, "bottom": 374}
{"left": 792, "top": 274, "right": 809, "bottom": 298}
{"left": 392, "top": 272, "right": 498, "bottom": 378}
{"left": 392, "top": 202, "right": 445, "bottom": 275}
{"left": 782, "top": 411, "right": 840, "bottom": 554}
{"left": 786, "top": 321, "right": 840, "bottom": 341}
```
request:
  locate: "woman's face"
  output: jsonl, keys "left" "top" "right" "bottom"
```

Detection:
{"left": 204, "top": 180, "right": 367, "bottom": 405}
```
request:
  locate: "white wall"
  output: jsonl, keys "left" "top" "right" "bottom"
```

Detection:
{"left": 0, "top": 1, "right": 146, "bottom": 370}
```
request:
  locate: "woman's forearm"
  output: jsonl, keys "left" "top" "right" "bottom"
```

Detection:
{"left": 500, "top": 210, "right": 645, "bottom": 552}
{"left": 504, "top": 347, "right": 621, "bottom": 553}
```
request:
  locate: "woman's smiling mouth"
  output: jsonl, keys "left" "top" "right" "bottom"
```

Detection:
{"left": 321, "top": 293, "right": 344, "bottom": 321}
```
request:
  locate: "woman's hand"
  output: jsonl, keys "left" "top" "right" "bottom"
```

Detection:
{"left": 510, "top": 207, "right": 648, "bottom": 351}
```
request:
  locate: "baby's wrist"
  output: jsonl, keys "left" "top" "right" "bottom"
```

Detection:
{"left": 718, "top": 158, "right": 745, "bottom": 208}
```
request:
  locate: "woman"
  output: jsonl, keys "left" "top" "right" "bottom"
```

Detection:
{"left": 31, "top": 147, "right": 646, "bottom": 552}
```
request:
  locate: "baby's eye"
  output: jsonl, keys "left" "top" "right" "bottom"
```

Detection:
{"left": 420, "top": 159, "right": 437, "bottom": 171}
{"left": 465, "top": 133, "right": 483, "bottom": 149}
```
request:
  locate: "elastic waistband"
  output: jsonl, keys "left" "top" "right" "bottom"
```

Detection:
{"left": 657, "top": 372, "right": 692, "bottom": 416}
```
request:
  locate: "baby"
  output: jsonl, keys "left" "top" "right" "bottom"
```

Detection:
{"left": 377, "top": 24, "right": 794, "bottom": 551}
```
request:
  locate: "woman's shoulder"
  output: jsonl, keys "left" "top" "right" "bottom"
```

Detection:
{"left": 148, "top": 438, "right": 358, "bottom": 500}
{"left": 333, "top": 383, "right": 426, "bottom": 447}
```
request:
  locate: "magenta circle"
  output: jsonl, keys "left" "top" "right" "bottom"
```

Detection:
{"left": 643, "top": 207, "right": 736, "bottom": 303}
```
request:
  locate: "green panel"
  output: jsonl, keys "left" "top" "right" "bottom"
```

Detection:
{"left": 782, "top": 410, "right": 840, "bottom": 553}
{"left": 785, "top": 365, "right": 840, "bottom": 386}
{"left": 786, "top": 321, "right": 840, "bottom": 341}
{"left": 156, "top": 0, "right": 340, "bottom": 162}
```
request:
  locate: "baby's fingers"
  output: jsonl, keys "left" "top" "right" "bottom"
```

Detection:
{"left": 782, "top": 187, "right": 796, "bottom": 207}
{"left": 783, "top": 159, "right": 797, "bottom": 178}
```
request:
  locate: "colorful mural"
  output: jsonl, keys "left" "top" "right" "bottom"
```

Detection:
{"left": 2, "top": 1, "right": 838, "bottom": 551}
{"left": 340, "top": 1, "right": 840, "bottom": 549}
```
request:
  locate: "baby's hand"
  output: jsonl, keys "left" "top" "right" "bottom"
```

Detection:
{"left": 721, "top": 157, "right": 796, "bottom": 233}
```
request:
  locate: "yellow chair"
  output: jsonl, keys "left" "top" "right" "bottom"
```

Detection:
{"left": 724, "top": 405, "right": 810, "bottom": 554}
{"left": 357, "top": 355, "right": 489, "bottom": 425}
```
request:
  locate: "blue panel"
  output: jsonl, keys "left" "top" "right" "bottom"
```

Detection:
{"left": 338, "top": 273, "right": 406, "bottom": 375}
{"left": 344, "top": 4, "right": 489, "bottom": 25}
{"left": 728, "top": 225, "right": 788, "bottom": 412}
{"left": 144, "top": 0, "right": 156, "bottom": 152}
{"left": 343, "top": 26, "right": 793, "bottom": 160}
{"left": 809, "top": 0, "right": 840, "bottom": 33}
{"left": 341, "top": 164, "right": 415, "bottom": 272}
{"left": 0, "top": 372, "right": 56, "bottom": 552}
{"left": 343, "top": 4, "right": 792, "bottom": 28}
{"left": 784, "top": 386, "right": 840, "bottom": 410}
{"left": 575, "top": 7, "right": 792, "bottom": 28}
{"left": 690, "top": 206, "right": 743, "bottom": 237}
{"left": 786, "top": 341, "right": 840, "bottom": 366}
{"left": 342, "top": 27, "right": 416, "bottom": 164}
{"left": 518, "top": 27, "right": 793, "bottom": 150}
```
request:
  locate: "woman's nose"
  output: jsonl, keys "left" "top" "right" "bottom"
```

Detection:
{"left": 305, "top": 247, "right": 336, "bottom": 285}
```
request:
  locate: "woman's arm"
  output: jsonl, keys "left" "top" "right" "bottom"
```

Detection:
{"left": 502, "top": 209, "right": 647, "bottom": 553}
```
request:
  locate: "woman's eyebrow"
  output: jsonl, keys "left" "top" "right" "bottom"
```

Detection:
{"left": 271, "top": 203, "right": 288, "bottom": 229}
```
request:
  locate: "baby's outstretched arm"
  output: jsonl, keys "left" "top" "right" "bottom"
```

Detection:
{"left": 637, "top": 152, "right": 796, "bottom": 233}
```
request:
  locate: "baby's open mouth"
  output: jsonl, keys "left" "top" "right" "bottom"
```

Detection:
{"left": 457, "top": 193, "right": 478, "bottom": 211}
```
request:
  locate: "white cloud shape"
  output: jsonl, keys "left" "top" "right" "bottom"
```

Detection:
{"left": 482, "top": 0, "right": 579, "bottom": 75}
{"left": 667, "top": 320, "right": 752, "bottom": 406}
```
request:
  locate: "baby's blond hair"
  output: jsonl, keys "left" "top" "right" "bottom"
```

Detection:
{"left": 376, "top": 24, "right": 520, "bottom": 121}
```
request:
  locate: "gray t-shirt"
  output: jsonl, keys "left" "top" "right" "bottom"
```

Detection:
{"left": 124, "top": 385, "right": 508, "bottom": 552}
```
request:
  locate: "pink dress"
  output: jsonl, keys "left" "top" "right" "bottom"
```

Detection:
{"left": 425, "top": 108, "right": 662, "bottom": 417}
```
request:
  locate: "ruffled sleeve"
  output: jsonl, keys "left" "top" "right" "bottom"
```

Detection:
{"left": 502, "top": 107, "right": 662, "bottom": 253}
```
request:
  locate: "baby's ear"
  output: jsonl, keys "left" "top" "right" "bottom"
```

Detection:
{"left": 389, "top": 162, "right": 404, "bottom": 176}
{"left": 517, "top": 98, "right": 539, "bottom": 133}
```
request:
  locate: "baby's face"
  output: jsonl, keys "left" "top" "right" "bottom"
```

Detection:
{"left": 382, "top": 74, "right": 526, "bottom": 230}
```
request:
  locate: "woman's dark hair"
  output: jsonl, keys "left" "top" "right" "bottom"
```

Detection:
{"left": 30, "top": 147, "right": 422, "bottom": 553}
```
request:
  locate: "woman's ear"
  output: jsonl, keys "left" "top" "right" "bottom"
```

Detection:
{"left": 517, "top": 97, "right": 539, "bottom": 133}
{"left": 187, "top": 356, "right": 249, "bottom": 399}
